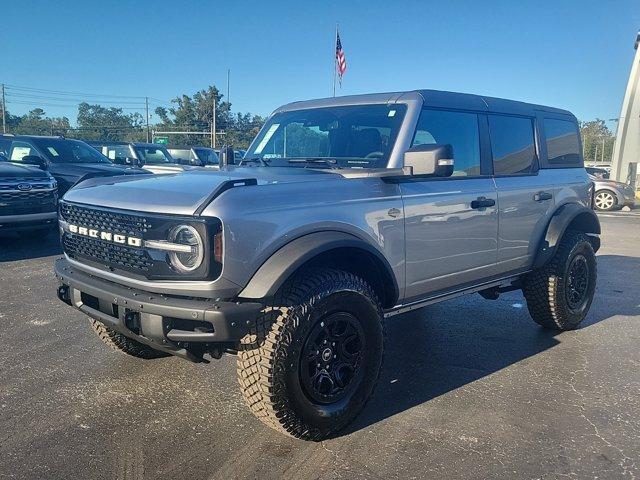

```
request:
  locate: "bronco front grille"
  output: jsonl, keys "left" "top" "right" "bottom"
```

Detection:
{"left": 60, "top": 202, "right": 152, "bottom": 236}
{"left": 63, "top": 233, "right": 153, "bottom": 272}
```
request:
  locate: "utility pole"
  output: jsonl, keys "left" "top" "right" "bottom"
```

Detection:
{"left": 227, "top": 69, "right": 230, "bottom": 104}
{"left": 211, "top": 96, "right": 217, "bottom": 148}
{"left": 145, "top": 97, "right": 150, "bottom": 143}
{"left": 1, "top": 84, "right": 6, "bottom": 134}
{"left": 601, "top": 137, "right": 605, "bottom": 163}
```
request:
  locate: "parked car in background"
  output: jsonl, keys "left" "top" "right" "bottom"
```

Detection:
{"left": 585, "top": 166, "right": 610, "bottom": 179}
{"left": 89, "top": 141, "right": 202, "bottom": 174}
{"left": 589, "top": 174, "right": 636, "bottom": 211}
{"left": 0, "top": 135, "right": 146, "bottom": 195}
{"left": 168, "top": 147, "right": 219, "bottom": 167}
{"left": 0, "top": 153, "right": 58, "bottom": 235}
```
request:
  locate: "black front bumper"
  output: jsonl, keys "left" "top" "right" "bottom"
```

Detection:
{"left": 54, "top": 258, "right": 262, "bottom": 361}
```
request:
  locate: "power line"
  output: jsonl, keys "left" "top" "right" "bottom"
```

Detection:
{"left": 4, "top": 83, "right": 151, "bottom": 99}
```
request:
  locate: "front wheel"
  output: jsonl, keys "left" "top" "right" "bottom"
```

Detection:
{"left": 237, "top": 268, "right": 384, "bottom": 441}
{"left": 523, "top": 231, "right": 597, "bottom": 330}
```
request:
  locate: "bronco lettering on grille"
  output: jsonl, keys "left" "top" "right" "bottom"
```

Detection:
{"left": 68, "top": 224, "right": 142, "bottom": 247}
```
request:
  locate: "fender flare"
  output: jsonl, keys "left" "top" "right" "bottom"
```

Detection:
{"left": 533, "top": 203, "right": 601, "bottom": 269}
{"left": 238, "top": 231, "right": 399, "bottom": 305}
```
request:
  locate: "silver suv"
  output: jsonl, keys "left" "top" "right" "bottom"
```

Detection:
{"left": 54, "top": 90, "right": 600, "bottom": 440}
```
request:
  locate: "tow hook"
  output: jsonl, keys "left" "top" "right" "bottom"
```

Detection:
{"left": 57, "top": 285, "right": 71, "bottom": 305}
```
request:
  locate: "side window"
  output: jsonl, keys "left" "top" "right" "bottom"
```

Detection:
{"left": 544, "top": 118, "right": 581, "bottom": 166}
{"left": 488, "top": 115, "right": 536, "bottom": 175}
{"left": 9, "top": 141, "right": 39, "bottom": 162}
{"left": 0, "top": 138, "right": 10, "bottom": 157}
{"left": 412, "top": 109, "right": 481, "bottom": 176}
{"left": 106, "top": 145, "right": 130, "bottom": 161}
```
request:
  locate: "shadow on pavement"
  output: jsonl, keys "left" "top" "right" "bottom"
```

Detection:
{"left": 0, "top": 231, "right": 62, "bottom": 262}
{"left": 343, "top": 253, "right": 639, "bottom": 436}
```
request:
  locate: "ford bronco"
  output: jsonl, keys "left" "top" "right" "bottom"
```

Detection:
{"left": 55, "top": 90, "right": 600, "bottom": 440}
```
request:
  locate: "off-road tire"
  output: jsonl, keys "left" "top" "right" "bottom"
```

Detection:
{"left": 90, "top": 320, "right": 170, "bottom": 359}
{"left": 237, "top": 268, "right": 384, "bottom": 441}
{"left": 523, "top": 230, "right": 597, "bottom": 330}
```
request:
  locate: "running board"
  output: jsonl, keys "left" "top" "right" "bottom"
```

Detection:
{"left": 384, "top": 273, "right": 527, "bottom": 318}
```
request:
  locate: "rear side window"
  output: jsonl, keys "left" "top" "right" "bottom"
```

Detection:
{"left": 488, "top": 115, "right": 536, "bottom": 175}
{"left": 544, "top": 118, "right": 581, "bottom": 166}
{"left": 412, "top": 109, "right": 481, "bottom": 176}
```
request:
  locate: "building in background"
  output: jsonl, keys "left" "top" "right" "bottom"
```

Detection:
{"left": 611, "top": 31, "right": 640, "bottom": 189}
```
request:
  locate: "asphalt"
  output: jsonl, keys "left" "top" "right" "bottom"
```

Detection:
{"left": 1, "top": 212, "right": 639, "bottom": 480}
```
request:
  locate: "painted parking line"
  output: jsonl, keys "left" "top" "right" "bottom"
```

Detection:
{"left": 597, "top": 212, "right": 640, "bottom": 218}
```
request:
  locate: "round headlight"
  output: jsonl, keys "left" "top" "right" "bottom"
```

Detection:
{"left": 168, "top": 225, "right": 204, "bottom": 273}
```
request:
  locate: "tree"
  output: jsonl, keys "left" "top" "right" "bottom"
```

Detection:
{"left": 154, "top": 85, "right": 264, "bottom": 149}
{"left": 579, "top": 119, "right": 615, "bottom": 164}
{"left": 11, "top": 109, "right": 70, "bottom": 136}
{"left": 76, "top": 103, "right": 144, "bottom": 141}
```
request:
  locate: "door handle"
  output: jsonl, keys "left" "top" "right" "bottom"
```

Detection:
{"left": 533, "top": 191, "right": 553, "bottom": 202}
{"left": 471, "top": 196, "right": 496, "bottom": 209}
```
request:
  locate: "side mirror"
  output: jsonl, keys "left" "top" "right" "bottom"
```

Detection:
{"left": 403, "top": 144, "right": 454, "bottom": 177}
{"left": 219, "top": 145, "right": 235, "bottom": 166}
{"left": 189, "top": 157, "right": 204, "bottom": 167}
{"left": 0, "top": 153, "right": 8, "bottom": 162}
{"left": 21, "top": 155, "right": 48, "bottom": 170}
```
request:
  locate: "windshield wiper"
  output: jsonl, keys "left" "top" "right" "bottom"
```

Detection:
{"left": 287, "top": 157, "right": 341, "bottom": 169}
{"left": 239, "top": 156, "right": 270, "bottom": 167}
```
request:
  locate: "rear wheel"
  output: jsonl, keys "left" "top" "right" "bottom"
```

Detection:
{"left": 91, "top": 320, "right": 170, "bottom": 359}
{"left": 237, "top": 268, "right": 384, "bottom": 440}
{"left": 523, "top": 231, "right": 597, "bottom": 330}
{"left": 594, "top": 189, "right": 617, "bottom": 211}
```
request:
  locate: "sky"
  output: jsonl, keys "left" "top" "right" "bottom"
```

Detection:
{"left": 1, "top": 0, "right": 639, "bottom": 128}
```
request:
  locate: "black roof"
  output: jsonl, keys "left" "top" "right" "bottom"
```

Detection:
{"left": 416, "top": 89, "right": 574, "bottom": 117}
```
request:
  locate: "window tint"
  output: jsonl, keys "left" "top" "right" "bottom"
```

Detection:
{"left": 134, "top": 146, "right": 172, "bottom": 164}
{"left": 412, "top": 110, "right": 481, "bottom": 176}
{"left": 106, "top": 145, "right": 131, "bottom": 161}
{"left": 488, "top": 115, "right": 536, "bottom": 175}
{"left": 31, "top": 138, "right": 110, "bottom": 163}
{"left": 544, "top": 118, "right": 581, "bottom": 165}
{"left": 9, "top": 141, "right": 39, "bottom": 161}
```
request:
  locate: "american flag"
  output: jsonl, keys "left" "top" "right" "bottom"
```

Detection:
{"left": 336, "top": 30, "right": 347, "bottom": 83}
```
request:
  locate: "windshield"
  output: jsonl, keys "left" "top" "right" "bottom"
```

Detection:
{"left": 246, "top": 104, "right": 407, "bottom": 168}
{"left": 32, "top": 138, "right": 111, "bottom": 164}
{"left": 134, "top": 146, "right": 173, "bottom": 164}
{"left": 194, "top": 148, "right": 219, "bottom": 165}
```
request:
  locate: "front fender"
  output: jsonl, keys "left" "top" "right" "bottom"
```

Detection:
{"left": 238, "top": 231, "right": 398, "bottom": 302}
{"left": 533, "top": 203, "right": 601, "bottom": 269}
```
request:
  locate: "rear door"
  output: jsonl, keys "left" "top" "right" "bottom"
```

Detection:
{"left": 401, "top": 109, "right": 498, "bottom": 302}
{"left": 489, "top": 114, "right": 556, "bottom": 273}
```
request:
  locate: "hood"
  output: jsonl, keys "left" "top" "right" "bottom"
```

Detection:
{"left": 141, "top": 163, "right": 201, "bottom": 175}
{"left": 62, "top": 166, "right": 340, "bottom": 215}
{"left": 0, "top": 161, "right": 52, "bottom": 179}
{"left": 64, "top": 162, "right": 144, "bottom": 175}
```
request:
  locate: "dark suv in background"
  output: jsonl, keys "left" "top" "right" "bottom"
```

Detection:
{"left": 0, "top": 155, "right": 58, "bottom": 235}
{"left": 0, "top": 135, "right": 146, "bottom": 195}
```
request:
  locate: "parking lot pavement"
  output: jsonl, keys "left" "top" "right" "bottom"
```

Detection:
{"left": 1, "top": 216, "right": 639, "bottom": 480}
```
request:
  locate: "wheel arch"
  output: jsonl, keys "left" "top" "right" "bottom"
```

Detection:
{"left": 533, "top": 203, "right": 601, "bottom": 269}
{"left": 237, "top": 231, "right": 399, "bottom": 309}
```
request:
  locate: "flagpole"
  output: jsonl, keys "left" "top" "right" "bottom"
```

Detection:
{"left": 333, "top": 24, "right": 338, "bottom": 97}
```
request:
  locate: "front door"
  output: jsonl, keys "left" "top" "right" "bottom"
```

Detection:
{"left": 401, "top": 109, "right": 498, "bottom": 302}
